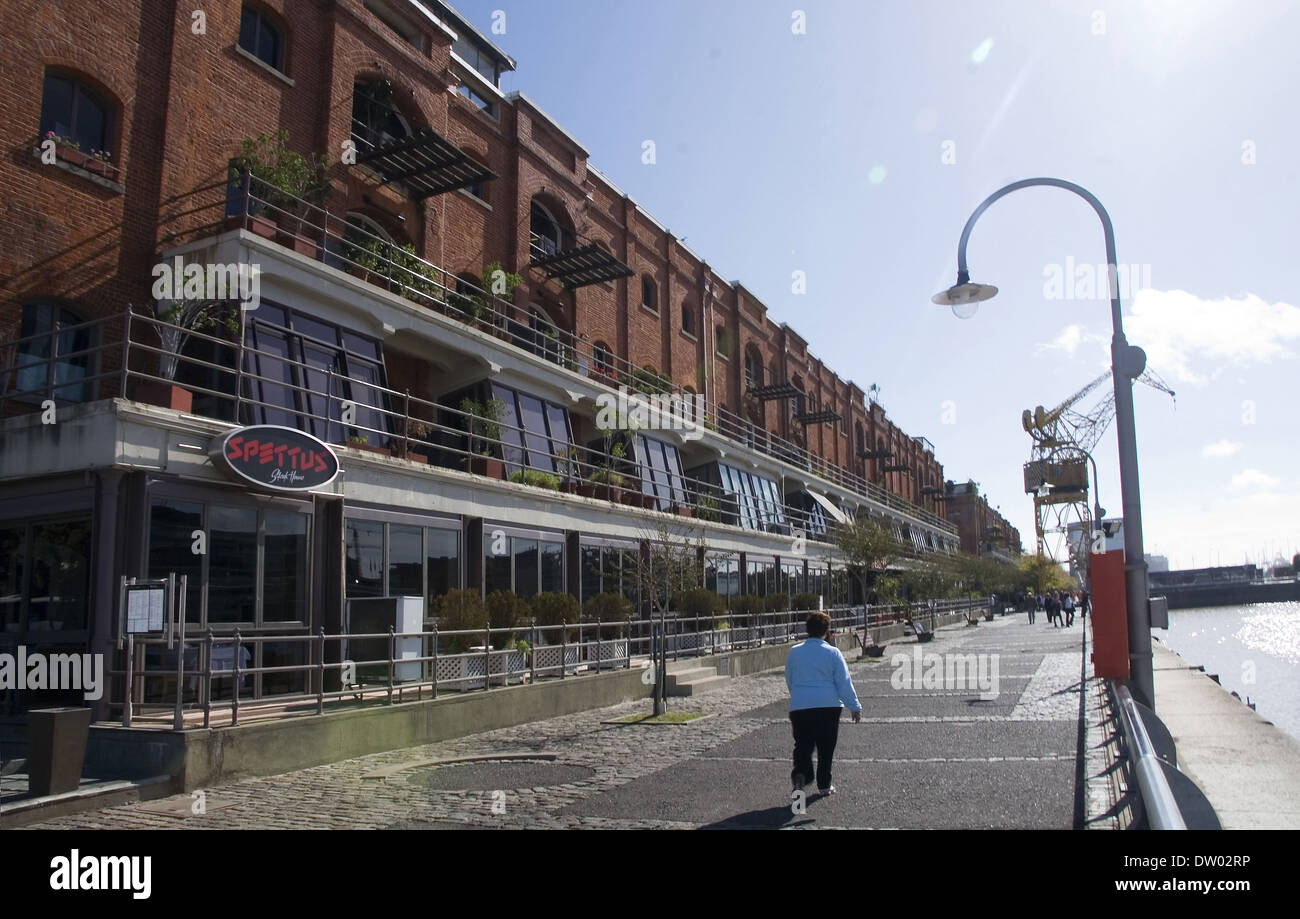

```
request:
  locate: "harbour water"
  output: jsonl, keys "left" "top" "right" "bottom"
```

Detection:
{"left": 1160, "top": 602, "right": 1300, "bottom": 743}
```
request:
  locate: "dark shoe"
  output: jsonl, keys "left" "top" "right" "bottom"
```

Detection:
{"left": 818, "top": 785, "right": 837, "bottom": 796}
{"left": 792, "top": 773, "right": 807, "bottom": 792}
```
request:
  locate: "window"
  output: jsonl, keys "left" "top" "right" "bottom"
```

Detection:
{"left": 530, "top": 200, "right": 566, "bottom": 258}
{"left": 592, "top": 341, "right": 613, "bottom": 374}
{"left": 629, "top": 435, "right": 686, "bottom": 510}
{"left": 10, "top": 302, "right": 94, "bottom": 404}
{"left": 580, "top": 541, "right": 639, "bottom": 604}
{"left": 744, "top": 348, "right": 762, "bottom": 388}
{"left": 715, "top": 325, "right": 729, "bottom": 358}
{"left": 452, "top": 37, "right": 501, "bottom": 86}
{"left": 351, "top": 80, "right": 409, "bottom": 153}
{"left": 239, "top": 4, "right": 285, "bottom": 71}
{"left": 242, "top": 303, "right": 390, "bottom": 445}
{"left": 486, "top": 382, "right": 574, "bottom": 475}
{"left": 0, "top": 516, "right": 91, "bottom": 638}
{"left": 484, "top": 530, "right": 564, "bottom": 597}
{"left": 704, "top": 554, "right": 740, "bottom": 604}
{"left": 457, "top": 82, "right": 498, "bottom": 118}
{"left": 681, "top": 300, "right": 695, "bottom": 336}
{"left": 641, "top": 276, "right": 657, "bottom": 313}
{"left": 149, "top": 497, "right": 311, "bottom": 627}
{"left": 40, "top": 71, "right": 112, "bottom": 156}
{"left": 363, "top": 0, "right": 426, "bottom": 51}
{"left": 344, "top": 514, "right": 461, "bottom": 619}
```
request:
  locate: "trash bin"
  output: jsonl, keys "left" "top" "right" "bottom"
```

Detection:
{"left": 26, "top": 707, "right": 92, "bottom": 797}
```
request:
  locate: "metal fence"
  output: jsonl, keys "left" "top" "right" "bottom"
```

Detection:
{"left": 111, "top": 599, "right": 983, "bottom": 730}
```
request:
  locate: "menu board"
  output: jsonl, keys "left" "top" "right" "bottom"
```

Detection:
{"left": 126, "top": 585, "right": 166, "bottom": 633}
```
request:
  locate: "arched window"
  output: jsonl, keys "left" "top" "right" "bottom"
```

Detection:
{"left": 530, "top": 200, "right": 564, "bottom": 258}
{"left": 744, "top": 346, "right": 763, "bottom": 389}
{"left": 40, "top": 71, "right": 113, "bottom": 156}
{"left": 11, "top": 301, "right": 94, "bottom": 404}
{"left": 681, "top": 299, "right": 695, "bottom": 336}
{"left": 790, "top": 374, "right": 805, "bottom": 418}
{"left": 641, "top": 276, "right": 657, "bottom": 313}
{"left": 239, "top": 4, "right": 286, "bottom": 71}
{"left": 351, "top": 79, "right": 409, "bottom": 153}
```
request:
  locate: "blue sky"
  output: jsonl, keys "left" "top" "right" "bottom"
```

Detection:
{"left": 449, "top": 0, "right": 1300, "bottom": 569}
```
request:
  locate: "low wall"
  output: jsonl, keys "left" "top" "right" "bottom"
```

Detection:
{"left": 83, "top": 614, "right": 961, "bottom": 791}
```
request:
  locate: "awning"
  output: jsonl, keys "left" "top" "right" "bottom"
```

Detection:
{"left": 530, "top": 243, "right": 634, "bottom": 289}
{"left": 795, "top": 408, "right": 841, "bottom": 425}
{"left": 747, "top": 380, "right": 802, "bottom": 401}
{"left": 356, "top": 127, "right": 496, "bottom": 200}
{"left": 806, "top": 490, "right": 850, "bottom": 525}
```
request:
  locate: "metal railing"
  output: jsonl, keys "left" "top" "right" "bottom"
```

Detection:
{"left": 1109, "top": 682, "right": 1187, "bottom": 830}
{"left": 0, "top": 304, "right": 957, "bottom": 552}
{"left": 145, "top": 170, "right": 955, "bottom": 535}
{"left": 108, "top": 600, "right": 982, "bottom": 730}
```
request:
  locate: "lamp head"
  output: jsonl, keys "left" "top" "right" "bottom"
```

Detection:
{"left": 932, "top": 277, "right": 998, "bottom": 319}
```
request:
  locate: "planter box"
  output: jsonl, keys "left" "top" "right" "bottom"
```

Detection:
{"left": 348, "top": 442, "right": 390, "bottom": 457}
{"left": 132, "top": 380, "right": 193, "bottom": 413}
{"left": 435, "top": 653, "right": 487, "bottom": 691}
{"left": 468, "top": 456, "right": 503, "bottom": 479}
{"left": 673, "top": 505, "right": 694, "bottom": 518}
{"left": 248, "top": 214, "right": 277, "bottom": 238}
{"left": 533, "top": 644, "right": 581, "bottom": 675}
{"left": 85, "top": 157, "right": 112, "bottom": 177}
{"left": 392, "top": 447, "right": 428, "bottom": 464}
{"left": 55, "top": 144, "right": 88, "bottom": 168}
{"left": 586, "top": 638, "right": 629, "bottom": 669}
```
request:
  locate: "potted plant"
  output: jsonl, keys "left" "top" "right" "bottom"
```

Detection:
{"left": 460, "top": 397, "right": 504, "bottom": 479}
{"left": 695, "top": 492, "right": 721, "bottom": 522}
{"left": 347, "top": 434, "right": 390, "bottom": 457}
{"left": 554, "top": 446, "right": 581, "bottom": 493}
{"left": 44, "top": 131, "right": 88, "bottom": 168}
{"left": 507, "top": 469, "right": 561, "bottom": 490}
{"left": 229, "top": 131, "right": 329, "bottom": 246}
{"left": 86, "top": 148, "right": 113, "bottom": 178}
{"left": 136, "top": 299, "right": 243, "bottom": 412}
{"left": 391, "top": 419, "right": 431, "bottom": 463}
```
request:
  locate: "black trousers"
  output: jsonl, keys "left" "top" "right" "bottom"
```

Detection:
{"left": 790, "top": 707, "right": 842, "bottom": 790}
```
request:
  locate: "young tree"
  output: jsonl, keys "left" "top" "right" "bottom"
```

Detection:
{"left": 830, "top": 517, "right": 902, "bottom": 606}
{"left": 1018, "top": 552, "right": 1073, "bottom": 595}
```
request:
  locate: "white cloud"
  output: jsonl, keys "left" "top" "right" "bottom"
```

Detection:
{"left": 1125, "top": 289, "right": 1300, "bottom": 385}
{"left": 1229, "top": 468, "right": 1281, "bottom": 490}
{"left": 1038, "top": 289, "right": 1300, "bottom": 385}
{"left": 1201, "top": 439, "right": 1241, "bottom": 458}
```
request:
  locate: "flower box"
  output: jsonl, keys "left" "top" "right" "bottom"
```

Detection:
{"left": 585, "top": 639, "right": 629, "bottom": 669}
{"left": 533, "top": 644, "right": 582, "bottom": 675}
{"left": 347, "top": 441, "right": 390, "bottom": 458}
{"left": 132, "top": 381, "right": 193, "bottom": 413}
{"left": 468, "top": 456, "right": 503, "bottom": 479}
{"left": 55, "top": 144, "right": 88, "bottom": 168}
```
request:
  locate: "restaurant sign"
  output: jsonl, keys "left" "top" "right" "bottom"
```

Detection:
{"left": 210, "top": 425, "right": 340, "bottom": 492}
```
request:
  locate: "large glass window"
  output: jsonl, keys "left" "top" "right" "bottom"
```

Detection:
{"left": 746, "top": 558, "right": 776, "bottom": 596}
{"left": 345, "top": 516, "right": 461, "bottom": 619}
{"left": 486, "top": 383, "right": 573, "bottom": 474}
{"left": 579, "top": 541, "right": 638, "bottom": 604}
{"left": 148, "top": 498, "right": 309, "bottom": 628}
{"left": 345, "top": 519, "right": 384, "bottom": 599}
{"left": 12, "top": 302, "right": 93, "bottom": 404}
{"left": 243, "top": 304, "right": 389, "bottom": 445}
{"left": 25, "top": 519, "right": 92, "bottom": 632}
{"left": 238, "top": 4, "right": 285, "bottom": 71}
{"left": 351, "top": 79, "right": 408, "bottom": 153}
{"left": 704, "top": 554, "right": 739, "bottom": 605}
{"left": 483, "top": 531, "right": 564, "bottom": 598}
{"left": 40, "top": 72, "right": 111, "bottom": 156}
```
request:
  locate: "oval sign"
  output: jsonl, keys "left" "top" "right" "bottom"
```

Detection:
{"left": 210, "top": 425, "right": 340, "bottom": 492}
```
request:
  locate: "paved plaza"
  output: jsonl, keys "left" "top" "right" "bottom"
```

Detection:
{"left": 23, "top": 615, "right": 1089, "bottom": 830}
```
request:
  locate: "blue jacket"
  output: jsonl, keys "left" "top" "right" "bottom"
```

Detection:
{"left": 785, "top": 638, "right": 862, "bottom": 712}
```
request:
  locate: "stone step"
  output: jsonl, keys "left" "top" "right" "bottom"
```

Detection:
{"left": 666, "top": 666, "right": 717, "bottom": 683}
{"left": 666, "top": 668, "right": 730, "bottom": 696}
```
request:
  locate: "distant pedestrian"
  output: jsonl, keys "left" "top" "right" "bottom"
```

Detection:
{"left": 1080, "top": 590, "right": 1090, "bottom": 617}
{"left": 785, "top": 611, "right": 862, "bottom": 797}
{"left": 1027, "top": 593, "right": 1037, "bottom": 624}
{"left": 1047, "top": 593, "right": 1061, "bottom": 627}
{"left": 1063, "top": 592, "right": 1075, "bottom": 627}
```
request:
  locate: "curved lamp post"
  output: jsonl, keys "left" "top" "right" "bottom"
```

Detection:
{"left": 933, "top": 177, "right": 1155, "bottom": 709}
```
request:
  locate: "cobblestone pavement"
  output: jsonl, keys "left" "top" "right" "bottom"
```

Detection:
{"left": 24, "top": 614, "right": 1090, "bottom": 830}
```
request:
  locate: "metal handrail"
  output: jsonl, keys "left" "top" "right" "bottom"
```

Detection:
{"left": 1111, "top": 681, "right": 1187, "bottom": 830}
{"left": 109, "top": 600, "right": 981, "bottom": 729}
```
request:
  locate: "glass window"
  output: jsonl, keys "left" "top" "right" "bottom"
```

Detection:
{"left": 513, "top": 539, "right": 539, "bottom": 599}
{"left": 426, "top": 528, "right": 460, "bottom": 616}
{"left": 540, "top": 541, "right": 564, "bottom": 595}
{"left": 207, "top": 506, "right": 258, "bottom": 623}
{"left": 0, "top": 526, "right": 24, "bottom": 633}
{"left": 149, "top": 499, "right": 205, "bottom": 623}
{"left": 530, "top": 201, "right": 563, "bottom": 257}
{"left": 351, "top": 80, "right": 408, "bottom": 152}
{"left": 493, "top": 385, "right": 526, "bottom": 474}
{"left": 25, "top": 519, "right": 91, "bottom": 632}
{"left": 580, "top": 545, "right": 602, "bottom": 601}
{"left": 13, "top": 303, "right": 93, "bottom": 404}
{"left": 239, "top": 4, "right": 284, "bottom": 70}
{"left": 484, "top": 538, "right": 512, "bottom": 595}
{"left": 388, "top": 523, "right": 424, "bottom": 597}
{"left": 517, "top": 394, "right": 554, "bottom": 472}
{"left": 40, "top": 72, "right": 111, "bottom": 155}
{"left": 345, "top": 518, "right": 384, "bottom": 598}
{"left": 263, "top": 511, "right": 308, "bottom": 622}
{"left": 662, "top": 443, "right": 686, "bottom": 506}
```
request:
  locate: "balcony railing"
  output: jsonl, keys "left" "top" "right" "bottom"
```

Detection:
{"left": 144, "top": 171, "right": 954, "bottom": 535}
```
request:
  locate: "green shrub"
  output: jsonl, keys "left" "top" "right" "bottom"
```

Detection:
{"left": 791, "top": 592, "right": 821, "bottom": 611}
{"left": 582, "top": 592, "right": 634, "bottom": 639}
{"left": 764, "top": 593, "right": 791, "bottom": 613}
{"left": 695, "top": 493, "right": 720, "bottom": 522}
{"left": 530, "top": 591, "right": 580, "bottom": 643}
{"left": 435, "top": 589, "right": 487, "bottom": 653}
{"left": 672, "top": 588, "right": 725, "bottom": 618}
{"left": 507, "top": 469, "right": 561, "bottom": 490}
{"left": 485, "top": 590, "right": 529, "bottom": 649}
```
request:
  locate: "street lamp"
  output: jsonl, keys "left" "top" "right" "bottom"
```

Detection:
{"left": 932, "top": 177, "right": 1156, "bottom": 709}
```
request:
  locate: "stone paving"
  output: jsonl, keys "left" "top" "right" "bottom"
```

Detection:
{"left": 22, "top": 613, "right": 1092, "bottom": 830}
